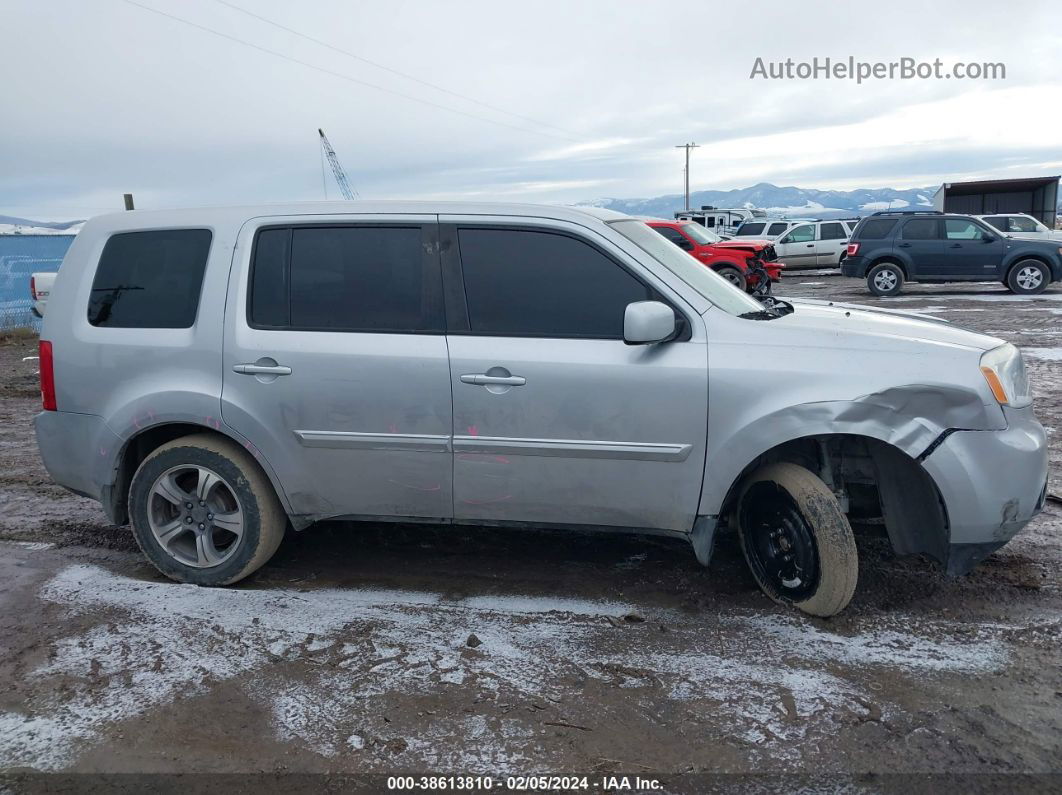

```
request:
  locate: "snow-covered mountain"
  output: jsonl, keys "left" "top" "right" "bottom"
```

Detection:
{"left": 0, "top": 215, "right": 84, "bottom": 235}
{"left": 581, "top": 182, "right": 938, "bottom": 219}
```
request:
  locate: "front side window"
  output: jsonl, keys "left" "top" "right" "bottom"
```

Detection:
{"left": 457, "top": 228, "right": 650, "bottom": 338}
{"left": 88, "top": 229, "right": 212, "bottom": 328}
{"left": 736, "top": 223, "right": 765, "bottom": 236}
{"left": 783, "top": 225, "right": 815, "bottom": 243}
{"left": 249, "top": 225, "right": 442, "bottom": 332}
{"left": 901, "top": 218, "right": 940, "bottom": 240}
{"left": 944, "top": 219, "right": 985, "bottom": 240}
{"left": 819, "top": 222, "right": 846, "bottom": 240}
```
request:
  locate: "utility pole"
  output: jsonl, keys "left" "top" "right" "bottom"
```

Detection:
{"left": 123, "top": 193, "right": 135, "bottom": 211}
{"left": 674, "top": 142, "right": 699, "bottom": 212}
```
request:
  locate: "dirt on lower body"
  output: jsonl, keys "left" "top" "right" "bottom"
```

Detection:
{"left": 0, "top": 278, "right": 1060, "bottom": 791}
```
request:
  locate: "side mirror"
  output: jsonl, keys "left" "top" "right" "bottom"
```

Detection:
{"left": 982, "top": 233, "right": 996, "bottom": 243}
{"left": 624, "top": 301, "right": 676, "bottom": 345}
{"left": 779, "top": 234, "right": 793, "bottom": 244}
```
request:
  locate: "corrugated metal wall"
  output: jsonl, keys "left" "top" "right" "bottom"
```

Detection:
{"left": 0, "top": 235, "right": 75, "bottom": 330}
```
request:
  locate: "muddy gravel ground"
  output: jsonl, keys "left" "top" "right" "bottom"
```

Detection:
{"left": 0, "top": 277, "right": 1060, "bottom": 792}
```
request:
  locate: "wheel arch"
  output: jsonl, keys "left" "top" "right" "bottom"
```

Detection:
{"left": 104, "top": 421, "right": 296, "bottom": 528}
{"left": 1004, "top": 254, "right": 1052, "bottom": 278}
{"left": 868, "top": 256, "right": 908, "bottom": 278}
{"left": 714, "top": 431, "right": 950, "bottom": 567}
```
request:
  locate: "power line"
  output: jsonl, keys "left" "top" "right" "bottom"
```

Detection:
{"left": 117, "top": 0, "right": 581, "bottom": 143}
{"left": 211, "top": 0, "right": 579, "bottom": 139}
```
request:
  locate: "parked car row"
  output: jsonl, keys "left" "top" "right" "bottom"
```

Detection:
{"left": 645, "top": 219, "right": 781, "bottom": 292}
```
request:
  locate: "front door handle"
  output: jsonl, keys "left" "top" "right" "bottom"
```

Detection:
{"left": 234, "top": 362, "right": 292, "bottom": 376}
{"left": 460, "top": 374, "right": 526, "bottom": 386}
{"left": 898, "top": 242, "right": 912, "bottom": 248}
{"left": 949, "top": 243, "right": 962, "bottom": 248}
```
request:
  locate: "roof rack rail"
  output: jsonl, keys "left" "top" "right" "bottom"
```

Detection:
{"left": 869, "top": 209, "right": 942, "bottom": 216}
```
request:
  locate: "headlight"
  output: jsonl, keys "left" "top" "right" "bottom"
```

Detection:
{"left": 980, "top": 343, "right": 1031, "bottom": 408}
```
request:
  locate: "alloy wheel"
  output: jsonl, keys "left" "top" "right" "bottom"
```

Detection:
{"left": 147, "top": 465, "right": 244, "bottom": 568}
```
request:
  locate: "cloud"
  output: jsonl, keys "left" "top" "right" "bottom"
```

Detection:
{"left": 1, "top": 0, "right": 1058, "bottom": 219}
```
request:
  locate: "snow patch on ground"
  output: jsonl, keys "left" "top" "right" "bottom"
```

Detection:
{"left": 1022, "top": 347, "right": 1062, "bottom": 362}
{"left": 0, "top": 564, "right": 1017, "bottom": 771}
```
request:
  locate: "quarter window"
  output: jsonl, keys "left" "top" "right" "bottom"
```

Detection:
{"left": 856, "top": 219, "right": 898, "bottom": 239}
{"left": 249, "top": 225, "right": 442, "bottom": 332}
{"left": 457, "top": 228, "right": 651, "bottom": 338}
{"left": 88, "top": 229, "right": 211, "bottom": 328}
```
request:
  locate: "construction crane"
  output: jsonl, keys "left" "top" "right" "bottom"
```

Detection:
{"left": 318, "top": 128, "right": 358, "bottom": 200}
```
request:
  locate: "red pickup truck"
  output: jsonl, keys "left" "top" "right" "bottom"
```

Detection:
{"left": 645, "top": 219, "right": 783, "bottom": 292}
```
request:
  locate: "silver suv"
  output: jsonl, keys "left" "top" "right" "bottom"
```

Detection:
{"left": 34, "top": 202, "right": 1048, "bottom": 616}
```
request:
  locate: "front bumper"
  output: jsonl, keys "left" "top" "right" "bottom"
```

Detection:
{"left": 921, "top": 405, "right": 1048, "bottom": 572}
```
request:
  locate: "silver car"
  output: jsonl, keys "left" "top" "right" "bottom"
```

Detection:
{"left": 34, "top": 202, "right": 1048, "bottom": 616}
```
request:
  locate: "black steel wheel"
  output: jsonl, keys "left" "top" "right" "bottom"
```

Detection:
{"left": 736, "top": 462, "right": 858, "bottom": 617}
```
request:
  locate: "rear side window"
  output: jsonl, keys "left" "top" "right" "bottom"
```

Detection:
{"left": 855, "top": 219, "right": 898, "bottom": 239}
{"left": 901, "top": 218, "right": 940, "bottom": 240}
{"left": 457, "top": 228, "right": 650, "bottom": 338}
{"left": 736, "top": 223, "right": 765, "bottom": 236}
{"left": 819, "top": 222, "right": 846, "bottom": 240}
{"left": 249, "top": 225, "right": 442, "bottom": 332}
{"left": 983, "top": 216, "right": 1007, "bottom": 232}
{"left": 88, "top": 229, "right": 211, "bottom": 328}
{"left": 766, "top": 222, "right": 789, "bottom": 236}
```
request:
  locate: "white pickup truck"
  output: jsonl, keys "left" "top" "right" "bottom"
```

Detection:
{"left": 30, "top": 271, "right": 56, "bottom": 317}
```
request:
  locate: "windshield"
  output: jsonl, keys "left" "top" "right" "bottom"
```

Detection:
{"left": 681, "top": 222, "right": 722, "bottom": 245}
{"left": 609, "top": 219, "right": 765, "bottom": 316}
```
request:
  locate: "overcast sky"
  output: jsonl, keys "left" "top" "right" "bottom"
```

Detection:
{"left": 2, "top": 0, "right": 1060, "bottom": 220}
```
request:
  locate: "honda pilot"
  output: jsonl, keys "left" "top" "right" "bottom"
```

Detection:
{"left": 34, "top": 203, "right": 1048, "bottom": 616}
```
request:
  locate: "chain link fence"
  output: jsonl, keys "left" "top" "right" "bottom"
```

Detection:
{"left": 0, "top": 235, "right": 75, "bottom": 333}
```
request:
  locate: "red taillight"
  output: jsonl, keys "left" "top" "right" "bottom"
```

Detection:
{"left": 39, "top": 340, "right": 56, "bottom": 411}
{"left": 847, "top": 242, "right": 860, "bottom": 256}
{"left": 30, "top": 275, "right": 36, "bottom": 300}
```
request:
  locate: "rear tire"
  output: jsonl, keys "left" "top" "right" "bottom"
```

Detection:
{"left": 129, "top": 433, "right": 286, "bottom": 586}
{"left": 866, "top": 262, "right": 903, "bottom": 297}
{"left": 715, "top": 265, "right": 747, "bottom": 292}
{"left": 1005, "top": 259, "right": 1050, "bottom": 295}
{"left": 736, "top": 462, "right": 858, "bottom": 617}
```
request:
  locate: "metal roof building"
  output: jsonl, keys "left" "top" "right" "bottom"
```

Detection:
{"left": 933, "top": 176, "right": 1059, "bottom": 228}
{"left": 0, "top": 235, "right": 76, "bottom": 330}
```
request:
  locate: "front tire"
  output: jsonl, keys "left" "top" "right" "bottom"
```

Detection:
{"left": 129, "top": 434, "right": 286, "bottom": 586}
{"left": 866, "top": 262, "right": 903, "bottom": 296}
{"left": 736, "top": 463, "right": 858, "bottom": 617}
{"left": 714, "top": 265, "right": 747, "bottom": 292}
{"left": 1006, "top": 260, "right": 1050, "bottom": 295}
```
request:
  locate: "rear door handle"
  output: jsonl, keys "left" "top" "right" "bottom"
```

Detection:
{"left": 460, "top": 374, "right": 526, "bottom": 386}
{"left": 898, "top": 242, "right": 912, "bottom": 248}
{"left": 233, "top": 363, "right": 292, "bottom": 376}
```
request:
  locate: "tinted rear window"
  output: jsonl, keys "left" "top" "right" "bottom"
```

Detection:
{"left": 458, "top": 228, "right": 650, "bottom": 338}
{"left": 737, "top": 223, "right": 765, "bottom": 236}
{"left": 766, "top": 222, "right": 789, "bottom": 236}
{"left": 249, "top": 225, "right": 442, "bottom": 332}
{"left": 88, "top": 229, "right": 211, "bottom": 328}
{"left": 855, "top": 219, "right": 898, "bottom": 240}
